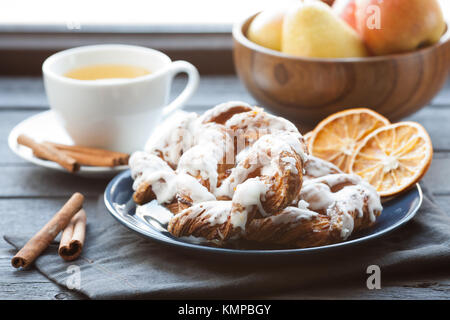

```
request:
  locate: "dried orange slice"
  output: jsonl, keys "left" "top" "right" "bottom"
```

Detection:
{"left": 350, "top": 121, "right": 433, "bottom": 197}
{"left": 308, "top": 108, "right": 390, "bottom": 172}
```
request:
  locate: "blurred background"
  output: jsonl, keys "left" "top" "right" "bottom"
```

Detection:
{"left": 0, "top": 0, "right": 296, "bottom": 75}
{"left": 0, "top": 0, "right": 293, "bottom": 27}
{"left": 0, "top": 0, "right": 448, "bottom": 75}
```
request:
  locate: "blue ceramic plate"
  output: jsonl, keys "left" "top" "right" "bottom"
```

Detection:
{"left": 104, "top": 170, "right": 422, "bottom": 256}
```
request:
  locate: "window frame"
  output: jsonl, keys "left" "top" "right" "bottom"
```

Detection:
{"left": 0, "top": 24, "right": 235, "bottom": 75}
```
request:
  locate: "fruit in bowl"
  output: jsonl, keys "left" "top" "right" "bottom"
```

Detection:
{"left": 354, "top": 0, "right": 446, "bottom": 55}
{"left": 246, "top": 0, "right": 446, "bottom": 58}
{"left": 247, "top": 8, "right": 285, "bottom": 51}
{"left": 282, "top": 1, "right": 367, "bottom": 58}
{"left": 232, "top": 1, "right": 450, "bottom": 126}
{"left": 333, "top": 0, "right": 357, "bottom": 30}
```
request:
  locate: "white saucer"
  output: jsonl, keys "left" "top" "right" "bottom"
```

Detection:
{"left": 8, "top": 110, "right": 128, "bottom": 178}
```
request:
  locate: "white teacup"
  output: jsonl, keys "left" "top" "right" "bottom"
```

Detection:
{"left": 42, "top": 44, "right": 199, "bottom": 153}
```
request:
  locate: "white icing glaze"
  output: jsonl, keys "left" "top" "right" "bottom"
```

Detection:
{"left": 216, "top": 131, "right": 304, "bottom": 198}
{"left": 235, "top": 146, "right": 250, "bottom": 164}
{"left": 281, "top": 156, "right": 299, "bottom": 174}
{"left": 178, "top": 200, "right": 232, "bottom": 227}
{"left": 145, "top": 110, "right": 198, "bottom": 167}
{"left": 130, "top": 103, "right": 384, "bottom": 246}
{"left": 272, "top": 131, "right": 308, "bottom": 163}
{"left": 176, "top": 122, "right": 234, "bottom": 192}
{"left": 177, "top": 145, "right": 220, "bottom": 191}
{"left": 338, "top": 210, "right": 354, "bottom": 239}
{"left": 203, "top": 201, "right": 232, "bottom": 226}
{"left": 230, "top": 178, "right": 268, "bottom": 231}
{"left": 225, "top": 107, "right": 299, "bottom": 134}
{"left": 129, "top": 151, "right": 177, "bottom": 203}
{"left": 130, "top": 151, "right": 217, "bottom": 204}
{"left": 297, "top": 199, "right": 310, "bottom": 210}
{"left": 300, "top": 173, "right": 382, "bottom": 239}
{"left": 301, "top": 182, "right": 335, "bottom": 211}
{"left": 131, "top": 103, "right": 336, "bottom": 243}
{"left": 176, "top": 173, "right": 216, "bottom": 203}
{"left": 195, "top": 122, "right": 234, "bottom": 161}
{"left": 304, "top": 155, "right": 342, "bottom": 179}
{"left": 268, "top": 206, "right": 318, "bottom": 226}
{"left": 130, "top": 151, "right": 174, "bottom": 184}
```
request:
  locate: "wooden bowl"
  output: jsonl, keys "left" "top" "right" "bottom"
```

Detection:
{"left": 233, "top": 13, "right": 450, "bottom": 128}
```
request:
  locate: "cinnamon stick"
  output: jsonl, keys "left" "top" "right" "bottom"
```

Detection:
{"left": 43, "top": 145, "right": 117, "bottom": 167}
{"left": 17, "top": 134, "right": 80, "bottom": 172}
{"left": 58, "top": 209, "right": 87, "bottom": 261}
{"left": 11, "top": 193, "right": 84, "bottom": 269}
{"left": 44, "top": 142, "right": 129, "bottom": 165}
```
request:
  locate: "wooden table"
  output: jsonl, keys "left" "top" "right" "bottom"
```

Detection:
{"left": 1, "top": 76, "right": 449, "bottom": 300}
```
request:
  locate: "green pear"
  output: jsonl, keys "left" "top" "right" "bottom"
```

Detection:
{"left": 282, "top": 0, "right": 367, "bottom": 58}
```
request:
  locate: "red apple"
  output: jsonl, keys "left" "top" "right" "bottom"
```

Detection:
{"left": 333, "top": 0, "right": 357, "bottom": 30}
{"left": 355, "top": 0, "right": 446, "bottom": 55}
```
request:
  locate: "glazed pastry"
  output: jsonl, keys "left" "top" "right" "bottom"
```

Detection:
{"left": 168, "top": 201, "right": 240, "bottom": 241}
{"left": 224, "top": 106, "right": 302, "bottom": 148}
{"left": 130, "top": 152, "right": 177, "bottom": 204}
{"left": 304, "top": 155, "right": 342, "bottom": 180}
{"left": 176, "top": 122, "right": 235, "bottom": 193}
{"left": 199, "top": 101, "right": 253, "bottom": 124}
{"left": 130, "top": 101, "right": 382, "bottom": 249}
{"left": 144, "top": 110, "right": 198, "bottom": 168}
{"left": 168, "top": 131, "right": 305, "bottom": 240}
{"left": 246, "top": 173, "right": 382, "bottom": 248}
{"left": 169, "top": 173, "right": 382, "bottom": 248}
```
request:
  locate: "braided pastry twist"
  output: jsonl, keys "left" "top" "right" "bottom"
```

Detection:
{"left": 130, "top": 101, "right": 382, "bottom": 249}
{"left": 245, "top": 174, "right": 382, "bottom": 248}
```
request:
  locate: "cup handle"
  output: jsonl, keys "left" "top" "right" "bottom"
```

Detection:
{"left": 163, "top": 60, "right": 200, "bottom": 116}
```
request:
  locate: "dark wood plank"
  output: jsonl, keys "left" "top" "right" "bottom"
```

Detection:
{"left": 405, "top": 106, "right": 450, "bottom": 151}
{"left": 422, "top": 154, "right": 450, "bottom": 196}
{"left": 432, "top": 79, "right": 450, "bottom": 106}
{"left": 0, "top": 197, "right": 100, "bottom": 245}
{"left": 1, "top": 76, "right": 448, "bottom": 110}
{"left": 2, "top": 104, "right": 450, "bottom": 166}
{"left": 0, "top": 157, "right": 446, "bottom": 198}
{"left": 0, "top": 76, "right": 255, "bottom": 109}
{"left": 1, "top": 109, "right": 450, "bottom": 197}
{"left": 0, "top": 166, "right": 108, "bottom": 197}
{"left": 0, "top": 108, "right": 196, "bottom": 164}
{"left": 0, "top": 75, "right": 449, "bottom": 300}
{"left": 262, "top": 274, "right": 450, "bottom": 299}
{"left": 0, "top": 78, "right": 46, "bottom": 109}
{"left": 0, "top": 110, "right": 36, "bottom": 164}
{"left": 0, "top": 247, "right": 84, "bottom": 300}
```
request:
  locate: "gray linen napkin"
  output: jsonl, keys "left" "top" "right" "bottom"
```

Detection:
{"left": 4, "top": 184, "right": 450, "bottom": 299}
